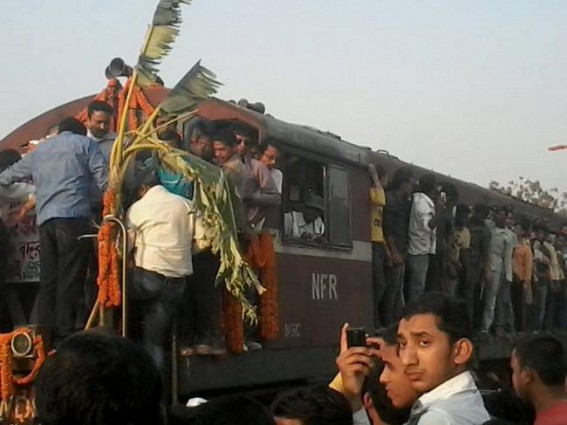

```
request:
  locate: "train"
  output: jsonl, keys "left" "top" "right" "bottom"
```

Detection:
{"left": 2, "top": 86, "right": 567, "bottom": 399}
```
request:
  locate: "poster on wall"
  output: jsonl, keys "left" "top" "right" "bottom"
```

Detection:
{"left": 6, "top": 201, "right": 40, "bottom": 283}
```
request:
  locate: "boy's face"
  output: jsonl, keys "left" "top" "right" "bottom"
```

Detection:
{"left": 397, "top": 313, "right": 461, "bottom": 394}
{"left": 379, "top": 345, "right": 420, "bottom": 408}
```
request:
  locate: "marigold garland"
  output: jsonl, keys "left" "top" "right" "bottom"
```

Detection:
{"left": 0, "top": 329, "right": 47, "bottom": 402}
{"left": 222, "top": 290, "right": 244, "bottom": 353}
{"left": 97, "top": 189, "right": 121, "bottom": 308}
{"left": 245, "top": 232, "right": 279, "bottom": 340}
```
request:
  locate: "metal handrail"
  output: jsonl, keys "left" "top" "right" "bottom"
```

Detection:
{"left": 102, "top": 215, "right": 129, "bottom": 338}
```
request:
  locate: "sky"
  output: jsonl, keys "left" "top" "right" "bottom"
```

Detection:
{"left": 1, "top": 0, "right": 567, "bottom": 193}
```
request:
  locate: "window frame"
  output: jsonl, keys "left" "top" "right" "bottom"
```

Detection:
{"left": 279, "top": 145, "right": 353, "bottom": 251}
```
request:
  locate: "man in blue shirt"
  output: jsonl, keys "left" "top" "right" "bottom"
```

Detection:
{"left": 0, "top": 117, "right": 108, "bottom": 343}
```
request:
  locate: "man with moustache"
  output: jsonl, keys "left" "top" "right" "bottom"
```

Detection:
{"left": 397, "top": 292, "right": 490, "bottom": 424}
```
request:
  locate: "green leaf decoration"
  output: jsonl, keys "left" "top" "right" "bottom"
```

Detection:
{"left": 159, "top": 60, "right": 222, "bottom": 115}
{"left": 136, "top": 0, "right": 193, "bottom": 86}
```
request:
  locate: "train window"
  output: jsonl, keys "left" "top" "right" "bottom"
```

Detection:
{"left": 282, "top": 155, "right": 351, "bottom": 248}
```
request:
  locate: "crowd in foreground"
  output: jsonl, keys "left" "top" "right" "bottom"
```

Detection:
{"left": 34, "top": 292, "right": 566, "bottom": 425}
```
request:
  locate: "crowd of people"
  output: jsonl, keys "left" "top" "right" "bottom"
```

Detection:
{"left": 32, "top": 293, "right": 567, "bottom": 425}
{"left": 1, "top": 99, "right": 567, "bottom": 425}
{"left": 370, "top": 163, "right": 567, "bottom": 337}
{"left": 0, "top": 100, "right": 289, "bottom": 371}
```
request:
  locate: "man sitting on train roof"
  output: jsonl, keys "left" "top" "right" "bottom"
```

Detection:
{"left": 284, "top": 193, "right": 325, "bottom": 241}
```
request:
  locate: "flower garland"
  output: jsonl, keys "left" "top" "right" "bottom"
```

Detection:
{"left": 245, "top": 232, "right": 279, "bottom": 340}
{"left": 97, "top": 189, "right": 121, "bottom": 308}
{"left": 0, "top": 329, "right": 47, "bottom": 402}
{"left": 222, "top": 289, "right": 244, "bottom": 353}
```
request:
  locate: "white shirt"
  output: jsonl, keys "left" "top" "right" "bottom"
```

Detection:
{"left": 125, "top": 185, "right": 205, "bottom": 278}
{"left": 284, "top": 211, "right": 325, "bottom": 239}
{"left": 408, "top": 192, "right": 436, "bottom": 255}
{"left": 270, "top": 168, "right": 283, "bottom": 193}
{"left": 406, "top": 371, "right": 490, "bottom": 425}
{"left": 0, "top": 182, "right": 35, "bottom": 220}
{"left": 87, "top": 130, "right": 116, "bottom": 165}
{"left": 353, "top": 408, "right": 371, "bottom": 425}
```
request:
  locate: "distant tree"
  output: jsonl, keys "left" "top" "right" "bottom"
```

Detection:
{"left": 489, "top": 177, "right": 567, "bottom": 216}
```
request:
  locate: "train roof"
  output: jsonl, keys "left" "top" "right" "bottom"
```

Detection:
{"left": 198, "top": 99, "right": 567, "bottom": 229}
{"left": 197, "top": 98, "right": 374, "bottom": 166}
{"left": 2, "top": 94, "right": 565, "bottom": 229}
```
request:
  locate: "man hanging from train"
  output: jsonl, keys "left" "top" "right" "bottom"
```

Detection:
{"left": 138, "top": 124, "right": 227, "bottom": 356}
{"left": 368, "top": 163, "right": 387, "bottom": 328}
{"left": 229, "top": 124, "right": 280, "bottom": 230}
{"left": 405, "top": 173, "right": 445, "bottom": 304}
{"left": 0, "top": 117, "right": 108, "bottom": 345}
{"left": 125, "top": 167, "right": 207, "bottom": 372}
{"left": 186, "top": 118, "right": 216, "bottom": 163}
{"left": 382, "top": 166, "right": 414, "bottom": 325}
{"left": 480, "top": 205, "right": 515, "bottom": 337}
{"left": 259, "top": 140, "right": 282, "bottom": 194}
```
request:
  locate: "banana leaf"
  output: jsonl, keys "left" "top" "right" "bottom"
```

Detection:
{"left": 136, "top": 0, "right": 193, "bottom": 86}
{"left": 159, "top": 60, "right": 222, "bottom": 115}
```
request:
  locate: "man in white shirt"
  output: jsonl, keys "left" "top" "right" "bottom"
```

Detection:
{"left": 397, "top": 293, "right": 490, "bottom": 424}
{"left": 406, "top": 174, "right": 444, "bottom": 303}
{"left": 126, "top": 169, "right": 206, "bottom": 373}
{"left": 284, "top": 194, "right": 325, "bottom": 241}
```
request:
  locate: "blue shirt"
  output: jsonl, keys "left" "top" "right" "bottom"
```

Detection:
{"left": 0, "top": 131, "right": 108, "bottom": 225}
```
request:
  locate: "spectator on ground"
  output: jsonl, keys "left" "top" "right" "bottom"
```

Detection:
{"left": 331, "top": 323, "right": 417, "bottom": 425}
{"left": 397, "top": 292, "right": 490, "bottom": 424}
{"left": 272, "top": 385, "right": 353, "bottom": 425}
{"left": 511, "top": 335, "right": 567, "bottom": 425}
{"left": 35, "top": 330, "right": 163, "bottom": 425}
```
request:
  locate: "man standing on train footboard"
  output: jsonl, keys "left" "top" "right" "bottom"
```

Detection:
{"left": 0, "top": 117, "right": 108, "bottom": 346}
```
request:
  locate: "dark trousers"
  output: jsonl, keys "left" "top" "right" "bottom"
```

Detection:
{"left": 461, "top": 258, "right": 483, "bottom": 329}
{"left": 495, "top": 278, "right": 515, "bottom": 333}
{"left": 178, "top": 250, "right": 222, "bottom": 345}
{"left": 544, "top": 281, "right": 562, "bottom": 331}
{"left": 528, "top": 279, "right": 549, "bottom": 331}
{"left": 38, "top": 218, "right": 90, "bottom": 341}
{"left": 406, "top": 254, "right": 430, "bottom": 304}
{"left": 372, "top": 243, "right": 387, "bottom": 328}
{"left": 130, "top": 267, "right": 185, "bottom": 373}
{"left": 382, "top": 263, "right": 405, "bottom": 325}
